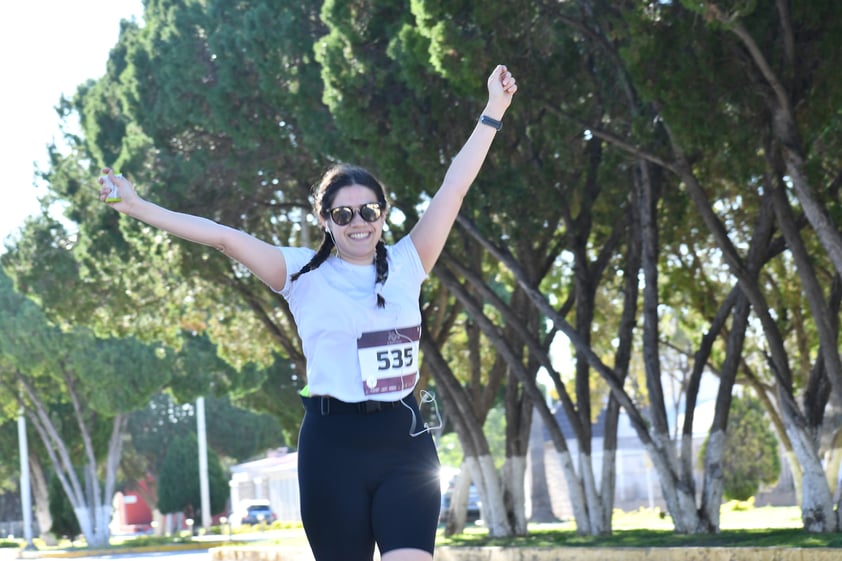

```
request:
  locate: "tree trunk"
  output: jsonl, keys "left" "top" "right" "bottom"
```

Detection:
{"left": 444, "top": 466, "right": 472, "bottom": 535}
{"left": 502, "top": 455, "right": 528, "bottom": 535}
{"left": 825, "top": 428, "right": 842, "bottom": 500}
{"left": 699, "top": 290, "right": 752, "bottom": 527}
{"left": 28, "top": 454, "right": 55, "bottom": 545}
{"left": 420, "top": 333, "right": 509, "bottom": 536}
{"left": 700, "top": 430, "right": 727, "bottom": 527}
{"left": 782, "top": 407, "right": 838, "bottom": 531}
{"left": 579, "top": 453, "right": 608, "bottom": 534}
{"left": 527, "top": 405, "right": 556, "bottom": 523}
{"left": 644, "top": 433, "right": 706, "bottom": 533}
{"left": 17, "top": 374, "right": 127, "bottom": 547}
{"left": 599, "top": 397, "right": 623, "bottom": 532}
{"left": 455, "top": 215, "right": 709, "bottom": 534}
{"left": 73, "top": 506, "right": 95, "bottom": 545}
{"left": 470, "top": 454, "right": 509, "bottom": 537}
{"left": 716, "top": 6, "right": 842, "bottom": 290}
{"left": 554, "top": 449, "right": 590, "bottom": 534}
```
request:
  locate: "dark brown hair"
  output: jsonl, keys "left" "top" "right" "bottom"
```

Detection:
{"left": 290, "top": 164, "right": 389, "bottom": 308}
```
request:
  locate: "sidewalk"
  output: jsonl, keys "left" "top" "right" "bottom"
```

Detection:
{"left": 13, "top": 529, "right": 842, "bottom": 561}
{"left": 206, "top": 545, "right": 842, "bottom": 561}
{"left": 13, "top": 542, "right": 842, "bottom": 561}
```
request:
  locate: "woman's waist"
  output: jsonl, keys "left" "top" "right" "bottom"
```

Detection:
{"left": 302, "top": 392, "right": 416, "bottom": 415}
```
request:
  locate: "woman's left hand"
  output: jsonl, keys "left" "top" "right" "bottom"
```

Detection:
{"left": 487, "top": 65, "right": 518, "bottom": 111}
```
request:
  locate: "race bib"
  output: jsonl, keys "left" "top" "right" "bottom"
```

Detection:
{"left": 357, "top": 326, "right": 421, "bottom": 395}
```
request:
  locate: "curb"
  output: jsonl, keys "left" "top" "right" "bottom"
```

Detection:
{"left": 434, "top": 546, "right": 842, "bottom": 561}
{"left": 207, "top": 545, "right": 842, "bottom": 561}
{"left": 13, "top": 543, "right": 842, "bottom": 561}
{"left": 19, "top": 542, "right": 214, "bottom": 559}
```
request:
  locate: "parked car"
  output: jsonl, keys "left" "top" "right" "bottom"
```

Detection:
{"left": 239, "top": 501, "right": 277, "bottom": 525}
{"left": 439, "top": 480, "right": 482, "bottom": 524}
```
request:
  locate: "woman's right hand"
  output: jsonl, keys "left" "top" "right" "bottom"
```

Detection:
{"left": 98, "top": 168, "right": 140, "bottom": 213}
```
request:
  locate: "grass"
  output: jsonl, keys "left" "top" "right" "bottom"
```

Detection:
{"left": 436, "top": 526, "right": 842, "bottom": 549}
{"left": 435, "top": 504, "right": 842, "bottom": 549}
{"left": 28, "top": 505, "right": 842, "bottom": 553}
{"left": 239, "top": 504, "right": 839, "bottom": 550}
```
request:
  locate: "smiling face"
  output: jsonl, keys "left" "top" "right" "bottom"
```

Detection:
{"left": 322, "top": 184, "right": 386, "bottom": 265}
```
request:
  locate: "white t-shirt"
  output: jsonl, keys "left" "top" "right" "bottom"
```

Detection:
{"left": 279, "top": 236, "right": 427, "bottom": 403}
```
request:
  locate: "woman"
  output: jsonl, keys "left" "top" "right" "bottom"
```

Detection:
{"left": 99, "top": 65, "right": 517, "bottom": 561}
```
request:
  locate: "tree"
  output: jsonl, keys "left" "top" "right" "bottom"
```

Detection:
{"left": 122, "top": 390, "right": 285, "bottom": 521}
{"left": 0, "top": 270, "right": 172, "bottom": 547}
{"left": 8, "top": 0, "right": 842, "bottom": 540}
{"left": 700, "top": 392, "right": 781, "bottom": 502}
{"left": 2, "top": 0, "right": 322, "bottom": 440}
{"left": 48, "top": 472, "right": 80, "bottom": 539}
{"left": 599, "top": 0, "right": 842, "bottom": 532}
{"left": 157, "top": 433, "right": 227, "bottom": 520}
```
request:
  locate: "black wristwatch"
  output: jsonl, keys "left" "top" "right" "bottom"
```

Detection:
{"left": 479, "top": 115, "right": 503, "bottom": 131}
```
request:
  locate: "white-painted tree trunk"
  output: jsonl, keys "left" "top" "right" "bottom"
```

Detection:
{"left": 444, "top": 467, "right": 472, "bottom": 535}
{"left": 578, "top": 453, "right": 607, "bottom": 534}
{"left": 643, "top": 435, "right": 706, "bottom": 534}
{"left": 73, "top": 506, "right": 95, "bottom": 546}
{"left": 24, "top": 395, "right": 126, "bottom": 548}
{"left": 700, "top": 429, "right": 726, "bottom": 529}
{"left": 28, "top": 454, "right": 55, "bottom": 545}
{"left": 824, "top": 435, "right": 842, "bottom": 500}
{"left": 466, "top": 455, "right": 511, "bottom": 537}
{"left": 526, "top": 407, "right": 555, "bottom": 523}
{"left": 785, "top": 422, "right": 837, "bottom": 531}
{"left": 554, "top": 449, "right": 590, "bottom": 534}
{"left": 597, "top": 448, "right": 617, "bottom": 532}
{"left": 502, "top": 455, "right": 528, "bottom": 535}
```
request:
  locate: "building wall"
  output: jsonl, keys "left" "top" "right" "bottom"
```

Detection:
{"left": 540, "top": 438, "right": 796, "bottom": 520}
{"left": 229, "top": 450, "right": 301, "bottom": 525}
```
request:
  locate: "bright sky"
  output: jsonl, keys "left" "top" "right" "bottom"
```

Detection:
{"left": 0, "top": 1, "right": 144, "bottom": 252}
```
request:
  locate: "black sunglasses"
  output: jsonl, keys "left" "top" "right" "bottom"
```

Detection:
{"left": 327, "top": 203, "right": 384, "bottom": 226}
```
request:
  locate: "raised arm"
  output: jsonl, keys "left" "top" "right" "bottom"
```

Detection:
{"left": 99, "top": 169, "right": 288, "bottom": 291}
{"left": 409, "top": 64, "right": 517, "bottom": 273}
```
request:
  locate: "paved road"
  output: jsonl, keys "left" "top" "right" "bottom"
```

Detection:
{"left": 43, "top": 551, "right": 211, "bottom": 561}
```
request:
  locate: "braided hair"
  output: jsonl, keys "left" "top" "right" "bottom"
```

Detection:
{"left": 290, "top": 164, "right": 390, "bottom": 308}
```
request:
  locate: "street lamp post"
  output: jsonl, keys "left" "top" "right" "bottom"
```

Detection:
{"left": 17, "top": 411, "right": 34, "bottom": 549}
{"left": 197, "top": 397, "right": 211, "bottom": 531}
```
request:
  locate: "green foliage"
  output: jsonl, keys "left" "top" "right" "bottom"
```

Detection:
{"left": 436, "top": 432, "right": 464, "bottom": 468}
{"left": 437, "top": 524, "right": 842, "bottom": 549}
{"left": 699, "top": 392, "right": 781, "bottom": 501}
{"left": 125, "top": 392, "right": 196, "bottom": 482}
{"left": 6, "top": 0, "right": 333, "bottom": 432}
{"left": 204, "top": 394, "right": 287, "bottom": 462}
{"left": 157, "top": 432, "right": 228, "bottom": 516}
{"left": 0, "top": 268, "right": 171, "bottom": 449}
{"left": 436, "top": 407, "right": 506, "bottom": 470}
{"left": 0, "top": 421, "right": 21, "bottom": 489}
{"left": 721, "top": 394, "right": 781, "bottom": 501}
{"left": 48, "top": 472, "right": 81, "bottom": 539}
{"left": 126, "top": 390, "right": 286, "bottom": 475}
{"left": 8, "top": 0, "right": 842, "bottom": 537}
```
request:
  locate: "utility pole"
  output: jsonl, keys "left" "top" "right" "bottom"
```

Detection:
{"left": 197, "top": 397, "right": 211, "bottom": 531}
{"left": 18, "top": 410, "right": 34, "bottom": 549}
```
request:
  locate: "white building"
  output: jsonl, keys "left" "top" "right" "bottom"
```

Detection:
{"left": 229, "top": 448, "right": 301, "bottom": 524}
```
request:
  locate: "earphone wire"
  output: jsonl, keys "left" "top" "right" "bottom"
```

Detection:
{"left": 389, "top": 309, "right": 439, "bottom": 437}
{"left": 401, "top": 390, "right": 442, "bottom": 438}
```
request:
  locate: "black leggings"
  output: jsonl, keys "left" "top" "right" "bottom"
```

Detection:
{"left": 298, "top": 393, "right": 441, "bottom": 561}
